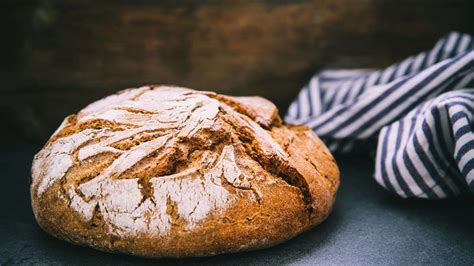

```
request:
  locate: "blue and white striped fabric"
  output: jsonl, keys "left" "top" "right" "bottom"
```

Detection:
{"left": 285, "top": 32, "right": 473, "bottom": 199}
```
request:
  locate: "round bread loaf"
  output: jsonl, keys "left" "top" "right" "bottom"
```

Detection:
{"left": 31, "top": 86, "right": 339, "bottom": 258}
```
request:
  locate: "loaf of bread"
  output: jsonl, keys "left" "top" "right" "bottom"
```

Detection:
{"left": 31, "top": 86, "right": 339, "bottom": 258}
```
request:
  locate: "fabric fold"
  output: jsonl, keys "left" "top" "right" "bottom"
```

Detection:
{"left": 285, "top": 32, "right": 473, "bottom": 198}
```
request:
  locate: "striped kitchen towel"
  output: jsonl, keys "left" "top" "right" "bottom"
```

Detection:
{"left": 285, "top": 32, "right": 474, "bottom": 199}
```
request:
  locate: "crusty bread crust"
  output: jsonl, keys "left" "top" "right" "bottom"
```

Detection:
{"left": 31, "top": 86, "right": 339, "bottom": 258}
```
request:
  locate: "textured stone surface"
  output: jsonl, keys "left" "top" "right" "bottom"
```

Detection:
{"left": 1, "top": 149, "right": 473, "bottom": 264}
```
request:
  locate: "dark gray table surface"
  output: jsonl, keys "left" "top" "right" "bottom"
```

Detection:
{"left": 1, "top": 148, "right": 473, "bottom": 265}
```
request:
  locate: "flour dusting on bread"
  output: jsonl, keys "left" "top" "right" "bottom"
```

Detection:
{"left": 31, "top": 86, "right": 286, "bottom": 236}
{"left": 31, "top": 85, "right": 340, "bottom": 257}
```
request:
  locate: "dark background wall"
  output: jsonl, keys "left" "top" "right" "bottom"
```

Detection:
{"left": 1, "top": 0, "right": 473, "bottom": 149}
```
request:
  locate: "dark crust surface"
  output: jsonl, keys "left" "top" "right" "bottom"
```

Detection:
{"left": 31, "top": 86, "right": 339, "bottom": 258}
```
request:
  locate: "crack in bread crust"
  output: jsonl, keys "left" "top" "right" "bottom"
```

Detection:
{"left": 31, "top": 85, "right": 339, "bottom": 256}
